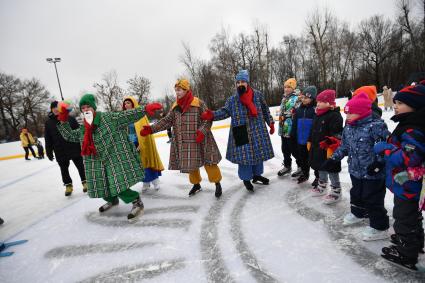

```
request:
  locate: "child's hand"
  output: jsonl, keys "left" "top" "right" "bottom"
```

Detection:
{"left": 195, "top": 130, "right": 205, "bottom": 144}
{"left": 373, "top": 141, "right": 395, "bottom": 155}
{"left": 394, "top": 171, "right": 409, "bottom": 185}
{"left": 140, "top": 125, "right": 152, "bottom": 136}
{"left": 201, "top": 109, "right": 214, "bottom": 121}
{"left": 367, "top": 160, "right": 386, "bottom": 176}
{"left": 269, "top": 122, "right": 275, "bottom": 135}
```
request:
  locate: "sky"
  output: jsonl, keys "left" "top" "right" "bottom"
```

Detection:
{"left": 0, "top": 0, "right": 396, "bottom": 102}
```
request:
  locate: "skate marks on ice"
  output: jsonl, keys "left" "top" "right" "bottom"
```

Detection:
{"left": 79, "top": 258, "right": 186, "bottom": 283}
{"left": 285, "top": 189, "right": 425, "bottom": 282}
{"left": 200, "top": 182, "right": 277, "bottom": 283}
{"left": 230, "top": 192, "right": 279, "bottom": 282}
{"left": 45, "top": 242, "right": 158, "bottom": 258}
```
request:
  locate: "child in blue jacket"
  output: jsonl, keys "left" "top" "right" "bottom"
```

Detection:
{"left": 323, "top": 93, "right": 390, "bottom": 241}
{"left": 291, "top": 86, "right": 316, "bottom": 184}
{"left": 374, "top": 84, "right": 425, "bottom": 271}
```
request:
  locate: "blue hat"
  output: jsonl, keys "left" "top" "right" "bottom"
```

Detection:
{"left": 302, "top": 86, "right": 317, "bottom": 99}
{"left": 235, "top": 70, "right": 249, "bottom": 83}
{"left": 393, "top": 84, "right": 425, "bottom": 110}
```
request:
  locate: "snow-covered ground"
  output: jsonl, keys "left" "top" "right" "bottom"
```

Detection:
{"left": 1, "top": 101, "right": 424, "bottom": 282}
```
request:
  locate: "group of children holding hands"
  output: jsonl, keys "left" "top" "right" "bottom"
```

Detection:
{"left": 54, "top": 70, "right": 425, "bottom": 271}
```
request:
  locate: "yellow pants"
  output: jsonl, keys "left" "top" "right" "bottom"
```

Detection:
{"left": 189, "top": 164, "right": 222, "bottom": 184}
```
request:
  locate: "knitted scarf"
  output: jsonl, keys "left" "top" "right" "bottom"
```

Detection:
{"left": 315, "top": 107, "right": 330, "bottom": 116}
{"left": 239, "top": 87, "right": 258, "bottom": 117}
{"left": 81, "top": 112, "right": 101, "bottom": 156}
{"left": 177, "top": 90, "right": 194, "bottom": 113}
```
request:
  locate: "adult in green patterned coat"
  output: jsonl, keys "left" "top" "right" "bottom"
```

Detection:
{"left": 57, "top": 94, "right": 161, "bottom": 221}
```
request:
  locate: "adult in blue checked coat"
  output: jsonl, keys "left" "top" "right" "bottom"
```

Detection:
{"left": 201, "top": 70, "right": 275, "bottom": 191}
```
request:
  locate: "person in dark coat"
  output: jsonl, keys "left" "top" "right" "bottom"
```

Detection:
{"left": 45, "top": 101, "right": 87, "bottom": 196}
{"left": 291, "top": 86, "right": 317, "bottom": 184}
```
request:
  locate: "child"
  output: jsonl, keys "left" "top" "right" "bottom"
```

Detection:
{"left": 323, "top": 92, "right": 390, "bottom": 240}
{"left": 200, "top": 70, "right": 274, "bottom": 192}
{"left": 291, "top": 86, "right": 317, "bottom": 184}
{"left": 57, "top": 94, "right": 160, "bottom": 221}
{"left": 308, "top": 90, "right": 343, "bottom": 204}
{"left": 352, "top": 85, "right": 382, "bottom": 118}
{"left": 374, "top": 84, "right": 425, "bottom": 270}
{"left": 141, "top": 79, "right": 223, "bottom": 198}
{"left": 35, "top": 138, "right": 45, "bottom": 159}
{"left": 123, "top": 96, "right": 164, "bottom": 191}
{"left": 277, "top": 78, "right": 299, "bottom": 177}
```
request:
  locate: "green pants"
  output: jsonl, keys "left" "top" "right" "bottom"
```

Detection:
{"left": 103, "top": 189, "right": 139, "bottom": 204}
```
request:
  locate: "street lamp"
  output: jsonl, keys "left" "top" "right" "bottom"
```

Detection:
{"left": 46, "top": 57, "right": 64, "bottom": 100}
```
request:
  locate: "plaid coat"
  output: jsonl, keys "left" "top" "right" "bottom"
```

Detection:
{"left": 57, "top": 108, "right": 145, "bottom": 199}
{"left": 213, "top": 89, "right": 274, "bottom": 165}
{"left": 151, "top": 97, "right": 221, "bottom": 173}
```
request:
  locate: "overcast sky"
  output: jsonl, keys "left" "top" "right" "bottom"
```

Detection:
{"left": 0, "top": 0, "right": 396, "bottom": 102}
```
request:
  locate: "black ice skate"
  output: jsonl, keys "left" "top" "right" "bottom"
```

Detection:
{"left": 189, "top": 184, "right": 201, "bottom": 196}
{"left": 99, "top": 197, "right": 119, "bottom": 212}
{"left": 215, "top": 183, "right": 222, "bottom": 198}
{"left": 243, "top": 180, "right": 254, "bottom": 192}
{"left": 381, "top": 245, "right": 418, "bottom": 272}
{"left": 253, "top": 175, "right": 269, "bottom": 185}
{"left": 297, "top": 174, "right": 309, "bottom": 184}
{"left": 277, "top": 166, "right": 291, "bottom": 177}
{"left": 390, "top": 234, "right": 425, "bottom": 254}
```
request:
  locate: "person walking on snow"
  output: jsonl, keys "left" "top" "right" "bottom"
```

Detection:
{"left": 140, "top": 79, "right": 223, "bottom": 198}
{"left": 57, "top": 94, "right": 161, "bottom": 221}
{"left": 45, "top": 101, "right": 87, "bottom": 196}
{"left": 19, "top": 128, "right": 38, "bottom": 160}
{"left": 201, "top": 70, "right": 275, "bottom": 192}
{"left": 122, "top": 96, "right": 164, "bottom": 191}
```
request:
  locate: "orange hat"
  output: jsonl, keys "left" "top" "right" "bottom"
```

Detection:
{"left": 353, "top": 85, "right": 377, "bottom": 102}
{"left": 284, "top": 78, "right": 297, "bottom": 90}
{"left": 175, "top": 79, "right": 191, "bottom": 91}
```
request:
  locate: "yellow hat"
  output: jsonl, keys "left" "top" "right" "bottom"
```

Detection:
{"left": 284, "top": 78, "right": 297, "bottom": 90}
{"left": 175, "top": 79, "right": 191, "bottom": 91}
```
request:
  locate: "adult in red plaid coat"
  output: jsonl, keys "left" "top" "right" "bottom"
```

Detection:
{"left": 141, "top": 79, "right": 223, "bottom": 198}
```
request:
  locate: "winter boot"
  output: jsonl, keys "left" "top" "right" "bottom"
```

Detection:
{"left": 189, "top": 184, "right": 202, "bottom": 196}
{"left": 291, "top": 167, "right": 303, "bottom": 178}
{"left": 253, "top": 175, "right": 269, "bottom": 185}
{"left": 310, "top": 181, "right": 326, "bottom": 197}
{"left": 0, "top": 217, "right": 3, "bottom": 225}
{"left": 215, "top": 182, "right": 222, "bottom": 198}
{"left": 65, "top": 184, "right": 73, "bottom": 196}
{"left": 278, "top": 166, "right": 291, "bottom": 177}
{"left": 152, "top": 179, "right": 160, "bottom": 190}
{"left": 243, "top": 180, "right": 254, "bottom": 192}
{"left": 82, "top": 181, "right": 88, "bottom": 193}
{"left": 311, "top": 178, "right": 319, "bottom": 187}
{"left": 362, "top": 226, "right": 389, "bottom": 241}
{"left": 99, "top": 197, "right": 119, "bottom": 212}
{"left": 297, "top": 173, "right": 309, "bottom": 184}
{"left": 127, "top": 197, "right": 144, "bottom": 222}
{"left": 342, "top": 212, "right": 364, "bottom": 226}
{"left": 381, "top": 245, "right": 418, "bottom": 271}
{"left": 323, "top": 187, "right": 341, "bottom": 205}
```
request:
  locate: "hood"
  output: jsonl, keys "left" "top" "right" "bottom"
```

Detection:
{"left": 122, "top": 96, "right": 140, "bottom": 110}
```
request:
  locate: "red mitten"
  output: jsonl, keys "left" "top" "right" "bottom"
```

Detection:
{"left": 200, "top": 109, "right": 214, "bottom": 121}
{"left": 57, "top": 101, "right": 71, "bottom": 122}
{"left": 195, "top": 130, "right": 205, "bottom": 144}
{"left": 269, "top": 122, "right": 275, "bottom": 135}
{"left": 145, "top": 103, "right": 163, "bottom": 117}
{"left": 140, "top": 125, "right": 153, "bottom": 136}
{"left": 326, "top": 136, "right": 341, "bottom": 151}
{"left": 319, "top": 140, "right": 329, "bottom": 150}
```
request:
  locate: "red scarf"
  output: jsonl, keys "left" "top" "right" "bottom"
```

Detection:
{"left": 81, "top": 119, "right": 97, "bottom": 156}
{"left": 315, "top": 107, "right": 330, "bottom": 116}
{"left": 177, "top": 90, "right": 194, "bottom": 113}
{"left": 239, "top": 87, "right": 258, "bottom": 117}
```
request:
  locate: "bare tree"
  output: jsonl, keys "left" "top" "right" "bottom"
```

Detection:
{"left": 127, "top": 74, "right": 151, "bottom": 106}
{"left": 93, "top": 70, "right": 125, "bottom": 112}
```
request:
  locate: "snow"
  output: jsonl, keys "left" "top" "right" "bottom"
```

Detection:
{"left": 1, "top": 100, "right": 425, "bottom": 282}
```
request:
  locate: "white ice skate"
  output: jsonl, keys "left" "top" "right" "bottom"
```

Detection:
{"left": 342, "top": 212, "right": 364, "bottom": 226}
{"left": 362, "top": 226, "right": 389, "bottom": 241}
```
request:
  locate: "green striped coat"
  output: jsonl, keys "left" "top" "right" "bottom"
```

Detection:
{"left": 58, "top": 108, "right": 145, "bottom": 199}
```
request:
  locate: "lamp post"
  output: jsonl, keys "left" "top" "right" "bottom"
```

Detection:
{"left": 46, "top": 57, "right": 64, "bottom": 100}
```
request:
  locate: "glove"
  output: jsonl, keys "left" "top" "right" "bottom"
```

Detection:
{"left": 320, "top": 136, "right": 340, "bottom": 150}
{"left": 195, "top": 130, "right": 205, "bottom": 144}
{"left": 366, "top": 160, "right": 386, "bottom": 176}
{"left": 269, "top": 122, "right": 275, "bottom": 135}
{"left": 373, "top": 141, "right": 395, "bottom": 155}
{"left": 140, "top": 125, "right": 153, "bottom": 136}
{"left": 145, "top": 103, "right": 163, "bottom": 117}
{"left": 307, "top": 142, "right": 311, "bottom": 151}
{"left": 200, "top": 109, "right": 214, "bottom": 121}
{"left": 320, "top": 158, "right": 340, "bottom": 173}
{"left": 57, "top": 101, "right": 72, "bottom": 122}
{"left": 394, "top": 171, "right": 409, "bottom": 185}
